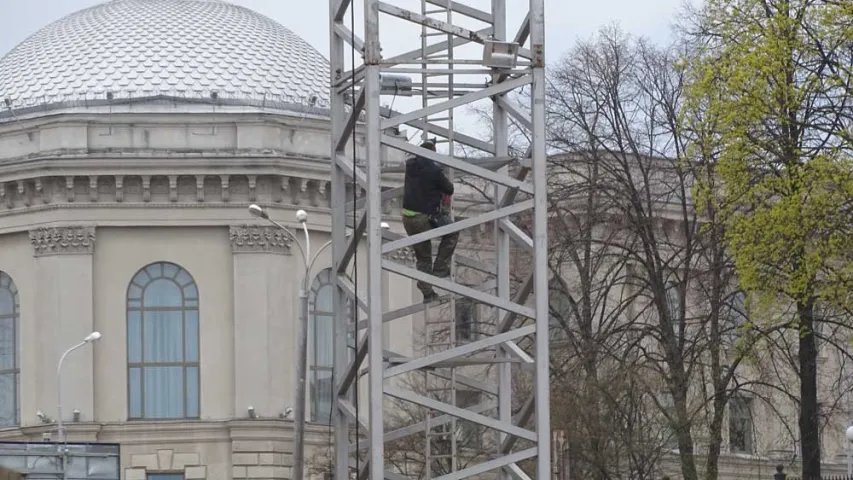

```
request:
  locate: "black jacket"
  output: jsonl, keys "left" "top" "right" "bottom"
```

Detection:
{"left": 402, "top": 155, "right": 454, "bottom": 215}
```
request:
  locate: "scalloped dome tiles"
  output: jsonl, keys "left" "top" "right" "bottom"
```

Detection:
{"left": 0, "top": 0, "right": 330, "bottom": 110}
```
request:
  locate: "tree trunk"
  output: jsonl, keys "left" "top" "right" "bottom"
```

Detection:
{"left": 798, "top": 299, "right": 820, "bottom": 479}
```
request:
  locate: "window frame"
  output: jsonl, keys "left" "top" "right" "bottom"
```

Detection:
{"left": 126, "top": 262, "right": 200, "bottom": 420}
{"left": 728, "top": 395, "right": 754, "bottom": 454}
{"left": 0, "top": 271, "right": 20, "bottom": 428}
{"left": 308, "top": 268, "right": 354, "bottom": 424}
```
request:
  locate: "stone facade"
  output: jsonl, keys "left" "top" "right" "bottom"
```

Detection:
{"left": 0, "top": 108, "right": 418, "bottom": 480}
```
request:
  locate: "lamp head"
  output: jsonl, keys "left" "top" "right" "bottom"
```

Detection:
{"left": 248, "top": 204, "right": 268, "bottom": 219}
{"left": 846, "top": 425, "right": 853, "bottom": 442}
{"left": 295, "top": 210, "right": 308, "bottom": 223}
{"left": 83, "top": 331, "right": 101, "bottom": 343}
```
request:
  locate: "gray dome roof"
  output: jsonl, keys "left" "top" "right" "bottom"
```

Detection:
{"left": 0, "top": 0, "right": 330, "bottom": 113}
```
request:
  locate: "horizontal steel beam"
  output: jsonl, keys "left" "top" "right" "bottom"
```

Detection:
{"left": 383, "top": 135, "right": 534, "bottom": 193}
{"left": 353, "top": 400, "right": 496, "bottom": 450}
{"left": 383, "top": 27, "right": 493, "bottom": 67}
{"left": 382, "top": 199, "right": 533, "bottom": 254}
{"left": 384, "top": 324, "right": 536, "bottom": 378}
{"left": 382, "top": 260, "right": 535, "bottom": 318}
{"left": 433, "top": 448, "right": 538, "bottom": 480}
{"left": 381, "top": 75, "right": 532, "bottom": 130}
{"left": 425, "top": 0, "right": 492, "bottom": 23}
{"left": 385, "top": 386, "right": 537, "bottom": 442}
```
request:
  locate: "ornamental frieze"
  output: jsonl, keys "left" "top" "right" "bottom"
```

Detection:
{"left": 29, "top": 225, "right": 96, "bottom": 256}
{"left": 229, "top": 224, "right": 292, "bottom": 254}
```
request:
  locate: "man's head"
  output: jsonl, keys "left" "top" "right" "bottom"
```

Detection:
{"left": 420, "top": 140, "right": 436, "bottom": 151}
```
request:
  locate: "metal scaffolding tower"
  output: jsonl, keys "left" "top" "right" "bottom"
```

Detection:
{"left": 328, "top": 0, "right": 550, "bottom": 478}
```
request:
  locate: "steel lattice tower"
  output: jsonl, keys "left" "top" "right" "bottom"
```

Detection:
{"left": 328, "top": 0, "right": 550, "bottom": 478}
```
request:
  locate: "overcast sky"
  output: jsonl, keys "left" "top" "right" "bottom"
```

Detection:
{"left": 0, "top": 0, "right": 694, "bottom": 63}
{"left": 0, "top": 0, "right": 697, "bottom": 140}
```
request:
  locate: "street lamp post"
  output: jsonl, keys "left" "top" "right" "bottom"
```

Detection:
{"left": 57, "top": 331, "right": 102, "bottom": 480}
{"left": 248, "top": 204, "right": 385, "bottom": 480}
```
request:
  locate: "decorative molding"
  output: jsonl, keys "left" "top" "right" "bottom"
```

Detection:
{"left": 247, "top": 175, "right": 257, "bottom": 202}
{"left": 383, "top": 247, "right": 417, "bottom": 266}
{"left": 229, "top": 225, "right": 291, "bottom": 255}
{"left": 17, "top": 181, "right": 28, "bottom": 207}
{"left": 89, "top": 176, "right": 98, "bottom": 202}
{"left": 221, "top": 175, "right": 230, "bottom": 202}
{"left": 115, "top": 175, "right": 124, "bottom": 202}
{"left": 0, "top": 173, "right": 408, "bottom": 214}
{"left": 168, "top": 175, "right": 178, "bottom": 202}
{"left": 65, "top": 176, "right": 75, "bottom": 202}
{"left": 195, "top": 175, "right": 205, "bottom": 202}
{"left": 141, "top": 175, "right": 151, "bottom": 202}
{"left": 29, "top": 225, "right": 96, "bottom": 256}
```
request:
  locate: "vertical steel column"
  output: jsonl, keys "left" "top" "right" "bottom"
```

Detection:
{"left": 529, "top": 0, "right": 552, "bottom": 476}
{"left": 328, "top": 0, "right": 351, "bottom": 478}
{"left": 491, "top": 1, "right": 512, "bottom": 479}
{"left": 363, "top": 0, "right": 386, "bottom": 478}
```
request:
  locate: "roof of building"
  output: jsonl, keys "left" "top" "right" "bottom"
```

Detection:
{"left": 0, "top": 0, "right": 331, "bottom": 117}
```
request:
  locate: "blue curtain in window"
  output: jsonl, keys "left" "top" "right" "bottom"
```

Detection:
{"left": 127, "top": 262, "right": 199, "bottom": 419}
{"left": 0, "top": 271, "right": 19, "bottom": 427}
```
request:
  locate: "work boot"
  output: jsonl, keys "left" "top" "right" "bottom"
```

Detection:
{"left": 422, "top": 290, "right": 439, "bottom": 304}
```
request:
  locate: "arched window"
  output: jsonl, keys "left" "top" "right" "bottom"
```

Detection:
{"left": 309, "top": 269, "right": 335, "bottom": 423}
{"left": 309, "top": 269, "right": 356, "bottom": 424}
{"left": 127, "top": 262, "right": 199, "bottom": 420}
{"left": 0, "top": 272, "right": 19, "bottom": 427}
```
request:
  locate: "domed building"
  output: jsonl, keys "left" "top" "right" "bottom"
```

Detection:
{"left": 0, "top": 1, "right": 416, "bottom": 479}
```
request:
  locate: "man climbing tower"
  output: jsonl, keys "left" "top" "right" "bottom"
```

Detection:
{"left": 401, "top": 139, "right": 459, "bottom": 303}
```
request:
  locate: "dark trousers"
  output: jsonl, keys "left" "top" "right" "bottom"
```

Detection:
{"left": 402, "top": 213, "right": 459, "bottom": 296}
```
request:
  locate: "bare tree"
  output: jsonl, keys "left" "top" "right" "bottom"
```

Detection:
{"left": 543, "top": 24, "right": 764, "bottom": 480}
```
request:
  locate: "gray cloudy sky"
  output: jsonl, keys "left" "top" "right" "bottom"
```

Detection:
{"left": 0, "top": 0, "right": 694, "bottom": 63}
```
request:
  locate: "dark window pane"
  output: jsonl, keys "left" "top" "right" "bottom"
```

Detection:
{"left": 145, "top": 263, "right": 162, "bottom": 280}
{"left": 186, "top": 366, "right": 199, "bottom": 418}
{"left": 143, "top": 366, "right": 184, "bottom": 418}
{"left": 183, "top": 283, "right": 198, "bottom": 301}
{"left": 127, "top": 311, "right": 142, "bottom": 363}
{"left": 133, "top": 269, "right": 150, "bottom": 285}
{"left": 127, "top": 283, "right": 143, "bottom": 301}
{"left": 175, "top": 269, "right": 193, "bottom": 288}
{"left": 144, "top": 278, "right": 183, "bottom": 307}
{"left": 0, "top": 318, "right": 14, "bottom": 370}
{"left": 128, "top": 367, "right": 141, "bottom": 418}
{"left": 0, "top": 289, "right": 14, "bottom": 316}
{"left": 311, "top": 369, "right": 333, "bottom": 423}
{"left": 315, "top": 314, "right": 333, "bottom": 368}
{"left": 0, "top": 373, "right": 16, "bottom": 427}
{"left": 185, "top": 310, "right": 199, "bottom": 363}
{"left": 143, "top": 311, "right": 183, "bottom": 363}
{"left": 162, "top": 263, "right": 179, "bottom": 279}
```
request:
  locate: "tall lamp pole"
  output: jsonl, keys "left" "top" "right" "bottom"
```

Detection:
{"left": 248, "top": 204, "right": 385, "bottom": 480}
{"left": 57, "top": 331, "right": 102, "bottom": 480}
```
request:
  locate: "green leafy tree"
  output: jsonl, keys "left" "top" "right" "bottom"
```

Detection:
{"left": 684, "top": 0, "right": 853, "bottom": 477}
